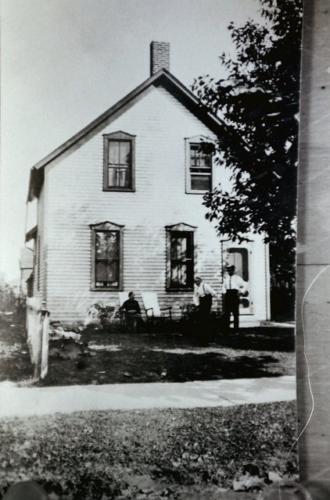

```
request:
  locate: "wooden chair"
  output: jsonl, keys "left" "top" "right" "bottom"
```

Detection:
{"left": 118, "top": 292, "right": 129, "bottom": 308}
{"left": 141, "top": 292, "right": 172, "bottom": 321}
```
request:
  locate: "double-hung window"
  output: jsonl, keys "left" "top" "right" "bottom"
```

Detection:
{"left": 166, "top": 223, "right": 196, "bottom": 291}
{"left": 90, "top": 221, "right": 124, "bottom": 290}
{"left": 186, "top": 140, "right": 213, "bottom": 192}
{"left": 103, "top": 132, "right": 135, "bottom": 191}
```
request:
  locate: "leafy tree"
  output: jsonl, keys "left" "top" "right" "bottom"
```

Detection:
{"left": 193, "top": 0, "right": 302, "bottom": 297}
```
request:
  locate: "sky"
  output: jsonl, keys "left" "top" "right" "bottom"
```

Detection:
{"left": 0, "top": 0, "right": 261, "bottom": 283}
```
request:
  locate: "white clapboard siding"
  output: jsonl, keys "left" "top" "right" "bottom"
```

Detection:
{"left": 38, "top": 84, "right": 268, "bottom": 323}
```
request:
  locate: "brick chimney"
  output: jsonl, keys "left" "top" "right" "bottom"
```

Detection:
{"left": 150, "top": 41, "right": 170, "bottom": 75}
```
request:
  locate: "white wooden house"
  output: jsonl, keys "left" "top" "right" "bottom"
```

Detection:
{"left": 26, "top": 42, "right": 270, "bottom": 325}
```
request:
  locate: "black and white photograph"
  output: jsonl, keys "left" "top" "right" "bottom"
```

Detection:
{"left": 0, "top": 0, "right": 302, "bottom": 498}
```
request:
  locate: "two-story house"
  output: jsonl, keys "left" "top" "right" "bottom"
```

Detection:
{"left": 25, "top": 42, "right": 270, "bottom": 325}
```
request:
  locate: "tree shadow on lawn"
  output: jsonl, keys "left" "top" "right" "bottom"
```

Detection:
{"left": 84, "top": 326, "right": 295, "bottom": 353}
{"left": 42, "top": 349, "right": 285, "bottom": 386}
{"left": 208, "top": 328, "right": 295, "bottom": 353}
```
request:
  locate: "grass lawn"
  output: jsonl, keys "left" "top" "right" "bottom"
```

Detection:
{"left": 43, "top": 327, "right": 295, "bottom": 386}
{"left": 0, "top": 401, "right": 298, "bottom": 499}
{"left": 0, "top": 313, "right": 295, "bottom": 386}
{"left": 0, "top": 314, "right": 33, "bottom": 382}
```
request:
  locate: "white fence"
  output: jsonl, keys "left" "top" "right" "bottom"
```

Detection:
{"left": 26, "top": 297, "right": 50, "bottom": 379}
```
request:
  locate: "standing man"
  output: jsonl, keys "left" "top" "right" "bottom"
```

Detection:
{"left": 193, "top": 276, "right": 216, "bottom": 320}
{"left": 222, "top": 265, "right": 247, "bottom": 333}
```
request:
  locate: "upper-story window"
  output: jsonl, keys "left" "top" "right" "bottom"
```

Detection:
{"left": 103, "top": 131, "right": 136, "bottom": 191}
{"left": 186, "top": 138, "right": 214, "bottom": 193}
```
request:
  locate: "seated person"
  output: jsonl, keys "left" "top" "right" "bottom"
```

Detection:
{"left": 121, "top": 291, "right": 141, "bottom": 315}
{"left": 120, "top": 292, "right": 141, "bottom": 331}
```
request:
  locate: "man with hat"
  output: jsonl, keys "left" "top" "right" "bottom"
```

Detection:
{"left": 222, "top": 265, "right": 247, "bottom": 332}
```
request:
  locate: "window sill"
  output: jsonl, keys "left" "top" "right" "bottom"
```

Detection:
{"left": 103, "top": 187, "right": 135, "bottom": 192}
{"left": 185, "top": 189, "right": 210, "bottom": 195}
{"left": 91, "top": 287, "right": 122, "bottom": 292}
{"left": 166, "top": 287, "right": 194, "bottom": 293}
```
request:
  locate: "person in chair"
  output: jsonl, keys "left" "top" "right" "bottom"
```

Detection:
{"left": 120, "top": 291, "right": 141, "bottom": 332}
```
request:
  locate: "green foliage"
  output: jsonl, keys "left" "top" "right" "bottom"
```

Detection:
{"left": 193, "top": 0, "right": 302, "bottom": 284}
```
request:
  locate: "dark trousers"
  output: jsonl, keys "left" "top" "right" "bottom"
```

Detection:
{"left": 223, "top": 290, "right": 240, "bottom": 331}
{"left": 199, "top": 295, "right": 212, "bottom": 319}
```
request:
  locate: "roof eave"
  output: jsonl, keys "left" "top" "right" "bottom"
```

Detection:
{"left": 27, "top": 167, "right": 44, "bottom": 202}
{"left": 26, "top": 69, "right": 230, "bottom": 201}
{"left": 25, "top": 225, "right": 38, "bottom": 242}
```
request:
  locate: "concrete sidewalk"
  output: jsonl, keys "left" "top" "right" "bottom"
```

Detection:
{"left": 0, "top": 376, "right": 295, "bottom": 418}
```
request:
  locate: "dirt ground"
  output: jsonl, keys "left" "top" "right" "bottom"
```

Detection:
{"left": 0, "top": 401, "right": 298, "bottom": 499}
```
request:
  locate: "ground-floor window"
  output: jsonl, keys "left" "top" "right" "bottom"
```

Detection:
{"left": 90, "top": 221, "right": 124, "bottom": 290}
{"left": 166, "top": 223, "right": 196, "bottom": 291}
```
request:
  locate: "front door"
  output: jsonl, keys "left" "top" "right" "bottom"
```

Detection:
{"left": 222, "top": 242, "right": 254, "bottom": 315}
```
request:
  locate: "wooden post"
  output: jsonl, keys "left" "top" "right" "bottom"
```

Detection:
{"left": 40, "top": 307, "right": 50, "bottom": 379}
{"left": 25, "top": 297, "right": 49, "bottom": 380}
{"left": 296, "top": 0, "right": 330, "bottom": 484}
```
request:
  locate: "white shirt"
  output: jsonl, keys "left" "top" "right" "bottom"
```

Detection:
{"left": 222, "top": 273, "right": 247, "bottom": 294}
{"left": 193, "top": 282, "right": 216, "bottom": 306}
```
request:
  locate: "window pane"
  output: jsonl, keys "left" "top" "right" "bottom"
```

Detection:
{"left": 171, "top": 263, "right": 187, "bottom": 287}
{"left": 228, "top": 248, "right": 249, "bottom": 281}
{"left": 119, "top": 141, "right": 131, "bottom": 165}
{"left": 107, "top": 260, "right": 119, "bottom": 286}
{"left": 109, "top": 141, "right": 120, "bottom": 164}
{"left": 95, "top": 260, "right": 119, "bottom": 287}
{"left": 95, "top": 231, "right": 119, "bottom": 259}
{"left": 191, "top": 175, "right": 211, "bottom": 191}
{"left": 108, "top": 167, "right": 117, "bottom": 187}
{"left": 95, "top": 261, "right": 108, "bottom": 283}
{"left": 171, "top": 235, "right": 187, "bottom": 260}
{"left": 118, "top": 167, "right": 130, "bottom": 187}
{"left": 108, "top": 167, "right": 130, "bottom": 188}
{"left": 189, "top": 143, "right": 212, "bottom": 191}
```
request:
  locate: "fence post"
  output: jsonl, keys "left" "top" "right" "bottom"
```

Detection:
{"left": 40, "top": 304, "right": 49, "bottom": 379}
{"left": 26, "top": 298, "right": 50, "bottom": 380}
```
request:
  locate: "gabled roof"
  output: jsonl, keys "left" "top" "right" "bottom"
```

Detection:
{"left": 27, "top": 68, "right": 230, "bottom": 201}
